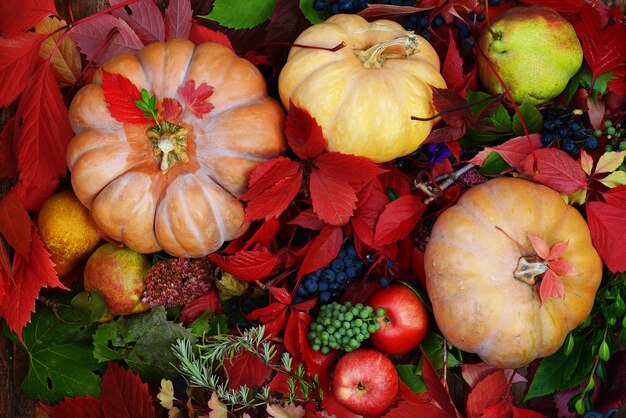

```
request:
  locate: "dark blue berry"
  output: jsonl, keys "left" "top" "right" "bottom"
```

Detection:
{"left": 313, "top": 0, "right": 327, "bottom": 11}
{"left": 585, "top": 136, "right": 599, "bottom": 150}
{"left": 331, "top": 259, "right": 345, "bottom": 272}
{"left": 477, "top": 13, "right": 485, "bottom": 22}
{"left": 558, "top": 127, "right": 570, "bottom": 138}
{"left": 570, "top": 122, "right": 582, "bottom": 131}
{"left": 336, "top": 271, "right": 348, "bottom": 283}
{"left": 543, "top": 120, "right": 555, "bottom": 132}
{"left": 321, "top": 269, "right": 335, "bottom": 281}
{"left": 343, "top": 255, "right": 356, "bottom": 267}
{"left": 562, "top": 140, "right": 578, "bottom": 157}
{"left": 468, "top": 11, "right": 475, "bottom": 20}
{"left": 433, "top": 15, "right": 444, "bottom": 27}
{"left": 541, "top": 133, "right": 554, "bottom": 146}
{"left": 329, "top": 281, "right": 339, "bottom": 291}
{"left": 582, "top": 413, "right": 604, "bottom": 418}
{"left": 459, "top": 23, "right": 471, "bottom": 39}
{"left": 347, "top": 245, "right": 356, "bottom": 256}
{"left": 318, "top": 281, "right": 329, "bottom": 292}
{"left": 319, "top": 291, "right": 332, "bottom": 304}
{"left": 420, "top": 31, "right": 431, "bottom": 40}
{"left": 346, "top": 266, "right": 359, "bottom": 280}
{"left": 417, "top": 16, "right": 429, "bottom": 28}
{"left": 304, "top": 278, "right": 318, "bottom": 294}
{"left": 379, "top": 276, "right": 391, "bottom": 287}
{"left": 365, "top": 253, "right": 376, "bottom": 263}
{"left": 489, "top": 0, "right": 500, "bottom": 5}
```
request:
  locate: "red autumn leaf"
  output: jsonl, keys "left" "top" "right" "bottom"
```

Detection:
{"left": 293, "top": 297, "right": 318, "bottom": 311}
{"left": 421, "top": 348, "right": 458, "bottom": 417}
{"left": 101, "top": 70, "right": 151, "bottom": 124}
{"left": 373, "top": 195, "right": 426, "bottom": 248}
{"left": 100, "top": 362, "right": 155, "bottom": 418}
{"left": 512, "top": 405, "right": 548, "bottom": 418}
{"left": 298, "top": 225, "right": 342, "bottom": 278}
{"left": 602, "top": 185, "right": 626, "bottom": 209}
{"left": 442, "top": 28, "right": 465, "bottom": 92}
{"left": 14, "top": 176, "right": 59, "bottom": 212}
{"left": 0, "top": 32, "right": 45, "bottom": 108}
{"left": 322, "top": 391, "right": 361, "bottom": 418}
{"left": 69, "top": 15, "right": 143, "bottom": 66}
{"left": 0, "top": 116, "right": 18, "bottom": 179}
{"left": 518, "top": 0, "right": 582, "bottom": 12}
{"left": 547, "top": 241, "right": 568, "bottom": 260}
{"left": 284, "top": 310, "right": 311, "bottom": 359}
{"left": 587, "top": 200, "right": 626, "bottom": 272}
{"left": 0, "top": 262, "right": 7, "bottom": 307}
{"left": 539, "top": 269, "right": 565, "bottom": 304}
{"left": 357, "top": 4, "right": 428, "bottom": 19}
{"left": 180, "top": 289, "right": 222, "bottom": 325}
{"left": 243, "top": 217, "right": 281, "bottom": 249}
{"left": 430, "top": 86, "right": 468, "bottom": 127}
{"left": 188, "top": 22, "right": 233, "bottom": 50}
{"left": 223, "top": 350, "right": 272, "bottom": 390}
{"left": 0, "top": 235, "right": 12, "bottom": 282}
{"left": 520, "top": 148, "right": 587, "bottom": 195}
{"left": 208, "top": 245, "right": 279, "bottom": 281}
{"left": 285, "top": 102, "right": 326, "bottom": 159}
{"left": 481, "top": 401, "right": 513, "bottom": 418}
{"left": 109, "top": 0, "right": 164, "bottom": 44}
{"left": 383, "top": 381, "right": 454, "bottom": 418}
{"left": 352, "top": 179, "right": 388, "bottom": 247}
{"left": 244, "top": 157, "right": 301, "bottom": 201}
{"left": 548, "top": 259, "right": 577, "bottom": 276}
{"left": 0, "top": 188, "right": 32, "bottom": 259}
{"left": 268, "top": 286, "right": 292, "bottom": 305}
{"left": 160, "top": 97, "right": 182, "bottom": 122}
{"left": 573, "top": 4, "right": 626, "bottom": 81}
{"left": 179, "top": 79, "right": 215, "bottom": 119}
{"left": 2, "top": 225, "right": 66, "bottom": 338}
{"left": 309, "top": 170, "right": 358, "bottom": 226}
{"left": 529, "top": 235, "right": 550, "bottom": 260}
{"left": 247, "top": 302, "right": 286, "bottom": 325}
{"left": 315, "top": 152, "right": 387, "bottom": 186}
{"left": 165, "top": 0, "right": 192, "bottom": 40}
{"left": 14, "top": 62, "right": 73, "bottom": 190}
{"left": 0, "top": 0, "right": 58, "bottom": 37}
{"left": 40, "top": 394, "right": 103, "bottom": 418}
{"left": 288, "top": 210, "right": 326, "bottom": 231}
{"left": 244, "top": 171, "right": 303, "bottom": 221}
{"left": 469, "top": 134, "right": 542, "bottom": 168}
{"left": 466, "top": 370, "right": 509, "bottom": 418}
{"left": 426, "top": 125, "right": 467, "bottom": 143}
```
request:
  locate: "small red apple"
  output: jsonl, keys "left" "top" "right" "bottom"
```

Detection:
{"left": 331, "top": 348, "right": 399, "bottom": 416}
{"left": 366, "top": 284, "right": 429, "bottom": 355}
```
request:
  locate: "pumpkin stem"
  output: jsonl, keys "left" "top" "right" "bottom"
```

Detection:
{"left": 353, "top": 26, "right": 421, "bottom": 69}
{"left": 514, "top": 256, "right": 548, "bottom": 286}
{"left": 147, "top": 121, "right": 189, "bottom": 172}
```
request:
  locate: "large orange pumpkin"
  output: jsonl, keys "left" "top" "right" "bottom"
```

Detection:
{"left": 278, "top": 14, "right": 446, "bottom": 163}
{"left": 67, "top": 39, "right": 286, "bottom": 257}
{"left": 424, "top": 177, "right": 602, "bottom": 369}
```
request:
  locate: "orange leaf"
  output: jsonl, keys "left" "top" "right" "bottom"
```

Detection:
{"left": 35, "top": 17, "right": 81, "bottom": 84}
{"left": 539, "top": 270, "right": 564, "bottom": 305}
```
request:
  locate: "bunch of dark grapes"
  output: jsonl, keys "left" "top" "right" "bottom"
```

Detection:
{"left": 313, "top": 0, "right": 414, "bottom": 15}
{"left": 541, "top": 105, "right": 597, "bottom": 158}
{"left": 583, "top": 408, "right": 619, "bottom": 418}
{"left": 307, "top": 301, "right": 385, "bottom": 354}
{"left": 293, "top": 242, "right": 365, "bottom": 305}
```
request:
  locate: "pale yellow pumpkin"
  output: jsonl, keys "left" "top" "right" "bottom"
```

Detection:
{"left": 424, "top": 177, "right": 602, "bottom": 369}
{"left": 278, "top": 13, "right": 447, "bottom": 163}
{"left": 67, "top": 39, "right": 286, "bottom": 257}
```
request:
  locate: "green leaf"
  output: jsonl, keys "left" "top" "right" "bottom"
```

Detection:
{"left": 2, "top": 301, "right": 104, "bottom": 404}
{"left": 512, "top": 101, "right": 542, "bottom": 136}
{"left": 187, "top": 312, "right": 228, "bottom": 337}
{"left": 93, "top": 307, "right": 195, "bottom": 381}
{"left": 199, "top": 0, "right": 278, "bottom": 29}
{"left": 396, "top": 364, "right": 427, "bottom": 393}
{"left": 524, "top": 335, "right": 585, "bottom": 401}
{"left": 467, "top": 128, "right": 503, "bottom": 144}
{"left": 563, "top": 64, "right": 615, "bottom": 103}
{"left": 420, "top": 331, "right": 461, "bottom": 371}
{"left": 489, "top": 105, "right": 513, "bottom": 132}
{"left": 479, "top": 151, "right": 511, "bottom": 174}
{"left": 300, "top": 0, "right": 327, "bottom": 24}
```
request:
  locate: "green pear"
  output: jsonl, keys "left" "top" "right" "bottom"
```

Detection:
{"left": 477, "top": 6, "right": 583, "bottom": 105}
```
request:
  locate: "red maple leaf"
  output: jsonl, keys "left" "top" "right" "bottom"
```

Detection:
{"left": 189, "top": 22, "right": 233, "bottom": 50}
{"left": 0, "top": 188, "right": 32, "bottom": 259}
{"left": 160, "top": 97, "right": 182, "bottom": 122}
{"left": 101, "top": 70, "right": 151, "bottom": 124}
{"left": 573, "top": 4, "right": 626, "bottom": 81}
{"left": 587, "top": 200, "right": 626, "bottom": 272}
{"left": 40, "top": 395, "right": 103, "bottom": 418}
{"left": 0, "top": 0, "right": 58, "bottom": 37}
{"left": 165, "top": 0, "right": 192, "bottom": 40}
{"left": 109, "top": 0, "right": 165, "bottom": 44}
{"left": 101, "top": 362, "right": 155, "bottom": 418}
{"left": 178, "top": 79, "right": 214, "bottom": 119}
{"left": 0, "top": 32, "right": 45, "bottom": 108}
{"left": 208, "top": 245, "right": 279, "bottom": 282}
{"left": 519, "top": 148, "right": 587, "bottom": 195}
{"left": 223, "top": 350, "right": 272, "bottom": 390}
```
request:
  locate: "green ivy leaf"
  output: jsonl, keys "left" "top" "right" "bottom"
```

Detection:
{"left": 396, "top": 364, "right": 427, "bottom": 393}
{"left": 200, "top": 0, "right": 278, "bottom": 30}
{"left": 2, "top": 301, "right": 104, "bottom": 404}
{"left": 479, "top": 151, "right": 511, "bottom": 174}
{"left": 93, "top": 307, "right": 195, "bottom": 381}
{"left": 512, "top": 101, "right": 542, "bottom": 136}
{"left": 300, "top": 0, "right": 327, "bottom": 24}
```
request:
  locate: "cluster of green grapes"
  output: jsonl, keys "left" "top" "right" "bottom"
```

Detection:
{"left": 307, "top": 301, "right": 385, "bottom": 354}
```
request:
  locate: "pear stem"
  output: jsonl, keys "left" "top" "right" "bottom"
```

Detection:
{"left": 484, "top": 1, "right": 501, "bottom": 40}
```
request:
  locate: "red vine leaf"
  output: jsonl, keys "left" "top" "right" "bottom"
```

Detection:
{"left": 512, "top": 406, "right": 548, "bottom": 417}
{"left": 587, "top": 200, "right": 626, "bottom": 272}
{"left": 244, "top": 157, "right": 301, "bottom": 201}
{"left": 373, "top": 195, "right": 426, "bottom": 248}
{"left": 547, "top": 259, "right": 577, "bottom": 277}
{"left": 285, "top": 102, "right": 326, "bottom": 159}
{"left": 309, "top": 170, "right": 358, "bottom": 226}
{"left": 520, "top": 148, "right": 587, "bottom": 195}
{"left": 14, "top": 62, "right": 73, "bottom": 190}
{"left": 602, "top": 185, "right": 626, "bottom": 208}
{"left": 110, "top": 0, "right": 165, "bottom": 44}
{"left": 0, "top": 32, "right": 45, "bottom": 107}
{"left": 351, "top": 179, "right": 388, "bottom": 247}
{"left": 160, "top": 98, "right": 182, "bottom": 122}
{"left": 430, "top": 86, "right": 469, "bottom": 127}
{"left": 69, "top": 14, "right": 143, "bottom": 66}
{"left": 101, "top": 70, "right": 151, "bottom": 124}
{"left": 40, "top": 395, "right": 103, "bottom": 418}
{"left": 208, "top": 245, "right": 279, "bottom": 282}
{"left": 441, "top": 28, "right": 465, "bottom": 92}
{"left": 178, "top": 80, "right": 214, "bottom": 119}
{"left": 284, "top": 310, "right": 311, "bottom": 360}
{"left": 529, "top": 235, "right": 550, "bottom": 260}
{"left": 223, "top": 350, "right": 272, "bottom": 390}
{"left": 518, "top": 0, "right": 582, "bottom": 12}
{"left": 421, "top": 347, "right": 458, "bottom": 417}
{"left": 180, "top": 289, "right": 221, "bottom": 325}
{"left": 188, "top": 22, "right": 233, "bottom": 50}
{"left": 539, "top": 269, "right": 565, "bottom": 304}
{"left": 466, "top": 370, "right": 509, "bottom": 418}
{"left": 0, "top": 188, "right": 32, "bottom": 259}
{"left": 547, "top": 241, "right": 568, "bottom": 260}
{"left": 165, "top": 0, "right": 192, "bottom": 41}
{"left": 298, "top": 225, "right": 342, "bottom": 278}
{"left": 315, "top": 152, "right": 386, "bottom": 186}
{"left": 0, "top": 116, "right": 17, "bottom": 179}
{"left": 100, "top": 363, "right": 155, "bottom": 418}
{"left": 288, "top": 210, "right": 326, "bottom": 231}
{"left": 470, "top": 134, "right": 542, "bottom": 168}
{"left": 0, "top": 0, "right": 58, "bottom": 37}
{"left": 573, "top": 4, "right": 626, "bottom": 81}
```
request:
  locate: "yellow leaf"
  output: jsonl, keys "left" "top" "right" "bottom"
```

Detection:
{"left": 599, "top": 170, "right": 626, "bottom": 188}
{"left": 35, "top": 17, "right": 81, "bottom": 84}
{"left": 580, "top": 150, "right": 593, "bottom": 176}
{"left": 208, "top": 392, "right": 228, "bottom": 418}
{"left": 594, "top": 150, "right": 626, "bottom": 175}
{"left": 567, "top": 188, "right": 587, "bottom": 205}
{"left": 157, "top": 379, "right": 176, "bottom": 410}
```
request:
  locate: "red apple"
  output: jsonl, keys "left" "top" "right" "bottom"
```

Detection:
{"left": 83, "top": 243, "right": 151, "bottom": 316}
{"left": 366, "top": 284, "right": 429, "bottom": 355}
{"left": 331, "top": 348, "right": 399, "bottom": 416}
